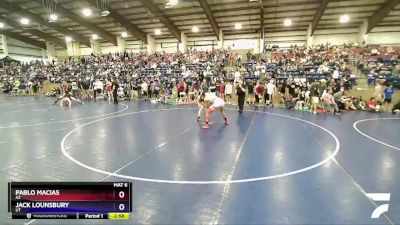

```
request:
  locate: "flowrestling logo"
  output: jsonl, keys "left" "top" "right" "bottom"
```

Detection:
{"left": 366, "top": 193, "right": 391, "bottom": 219}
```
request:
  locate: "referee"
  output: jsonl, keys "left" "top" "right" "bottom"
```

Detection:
{"left": 236, "top": 80, "right": 246, "bottom": 113}
{"left": 112, "top": 78, "right": 119, "bottom": 104}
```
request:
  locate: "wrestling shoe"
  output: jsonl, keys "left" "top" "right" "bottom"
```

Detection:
{"left": 202, "top": 124, "right": 210, "bottom": 129}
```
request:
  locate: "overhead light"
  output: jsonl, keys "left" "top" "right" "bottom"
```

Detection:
{"left": 284, "top": 19, "right": 292, "bottom": 27}
{"left": 154, "top": 29, "right": 161, "bottom": 35}
{"left": 65, "top": 36, "right": 72, "bottom": 42}
{"left": 92, "top": 34, "right": 98, "bottom": 40}
{"left": 20, "top": 18, "right": 30, "bottom": 25}
{"left": 82, "top": 8, "right": 92, "bottom": 17}
{"left": 340, "top": 15, "right": 350, "bottom": 23}
{"left": 0, "top": 22, "right": 4, "bottom": 29}
{"left": 165, "top": 0, "right": 178, "bottom": 8}
{"left": 100, "top": 10, "right": 110, "bottom": 17}
{"left": 235, "top": 23, "right": 242, "bottom": 29}
{"left": 121, "top": 31, "right": 128, "bottom": 38}
{"left": 192, "top": 26, "right": 199, "bottom": 33}
{"left": 49, "top": 14, "right": 58, "bottom": 22}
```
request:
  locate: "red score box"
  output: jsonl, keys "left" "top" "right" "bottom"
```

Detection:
{"left": 112, "top": 189, "right": 130, "bottom": 201}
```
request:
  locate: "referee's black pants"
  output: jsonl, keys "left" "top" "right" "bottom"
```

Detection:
{"left": 238, "top": 94, "right": 245, "bottom": 112}
{"left": 113, "top": 91, "right": 118, "bottom": 104}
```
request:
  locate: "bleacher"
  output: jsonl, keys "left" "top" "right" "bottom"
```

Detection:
{"left": 137, "top": 62, "right": 208, "bottom": 80}
{"left": 360, "top": 58, "right": 399, "bottom": 88}
{"left": 241, "top": 61, "right": 354, "bottom": 85}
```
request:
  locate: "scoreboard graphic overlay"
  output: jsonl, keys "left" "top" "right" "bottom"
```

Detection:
{"left": 8, "top": 182, "right": 132, "bottom": 220}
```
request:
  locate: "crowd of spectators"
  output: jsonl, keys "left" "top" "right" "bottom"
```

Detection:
{"left": 355, "top": 45, "right": 400, "bottom": 87}
{"left": 0, "top": 44, "right": 399, "bottom": 115}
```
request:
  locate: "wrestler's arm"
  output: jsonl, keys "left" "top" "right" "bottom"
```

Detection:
{"left": 202, "top": 100, "right": 212, "bottom": 108}
{"left": 70, "top": 96, "right": 82, "bottom": 103}
{"left": 53, "top": 94, "right": 64, "bottom": 104}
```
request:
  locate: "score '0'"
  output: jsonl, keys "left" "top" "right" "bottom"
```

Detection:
{"left": 119, "top": 191, "right": 125, "bottom": 198}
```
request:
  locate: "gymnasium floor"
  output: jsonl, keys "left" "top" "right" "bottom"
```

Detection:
{"left": 0, "top": 95, "right": 399, "bottom": 225}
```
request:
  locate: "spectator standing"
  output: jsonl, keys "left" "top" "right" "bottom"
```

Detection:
{"left": 149, "top": 81, "right": 155, "bottom": 99}
{"left": 33, "top": 80, "right": 39, "bottom": 94}
{"left": 154, "top": 81, "right": 160, "bottom": 100}
{"left": 117, "top": 84, "right": 124, "bottom": 100}
{"left": 374, "top": 80, "right": 385, "bottom": 103}
{"left": 255, "top": 81, "right": 265, "bottom": 105}
{"left": 137, "top": 80, "right": 142, "bottom": 99}
{"left": 141, "top": 80, "right": 148, "bottom": 101}
{"left": 71, "top": 80, "right": 79, "bottom": 98}
{"left": 93, "top": 79, "right": 103, "bottom": 100}
{"left": 289, "top": 87, "right": 300, "bottom": 109}
{"left": 247, "top": 81, "right": 255, "bottom": 105}
{"left": 265, "top": 79, "right": 276, "bottom": 107}
{"left": 286, "top": 79, "right": 297, "bottom": 98}
{"left": 219, "top": 80, "right": 225, "bottom": 100}
{"left": 234, "top": 70, "right": 241, "bottom": 84}
{"left": 177, "top": 80, "right": 186, "bottom": 102}
{"left": 81, "top": 80, "right": 90, "bottom": 99}
{"left": 131, "top": 80, "right": 138, "bottom": 100}
{"left": 124, "top": 81, "right": 131, "bottom": 99}
{"left": 106, "top": 79, "right": 113, "bottom": 102}
{"left": 224, "top": 81, "right": 233, "bottom": 104}
{"left": 62, "top": 80, "right": 68, "bottom": 94}
{"left": 38, "top": 80, "right": 43, "bottom": 95}
{"left": 27, "top": 80, "right": 33, "bottom": 95}
{"left": 278, "top": 80, "right": 286, "bottom": 103}
{"left": 193, "top": 79, "right": 200, "bottom": 97}
{"left": 201, "top": 79, "right": 208, "bottom": 94}
{"left": 383, "top": 84, "right": 394, "bottom": 109}
{"left": 18, "top": 81, "right": 26, "bottom": 96}
{"left": 209, "top": 80, "right": 216, "bottom": 94}
{"left": 310, "top": 81, "right": 320, "bottom": 114}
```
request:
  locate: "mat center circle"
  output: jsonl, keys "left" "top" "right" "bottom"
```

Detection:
{"left": 61, "top": 108, "right": 340, "bottom": 184}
